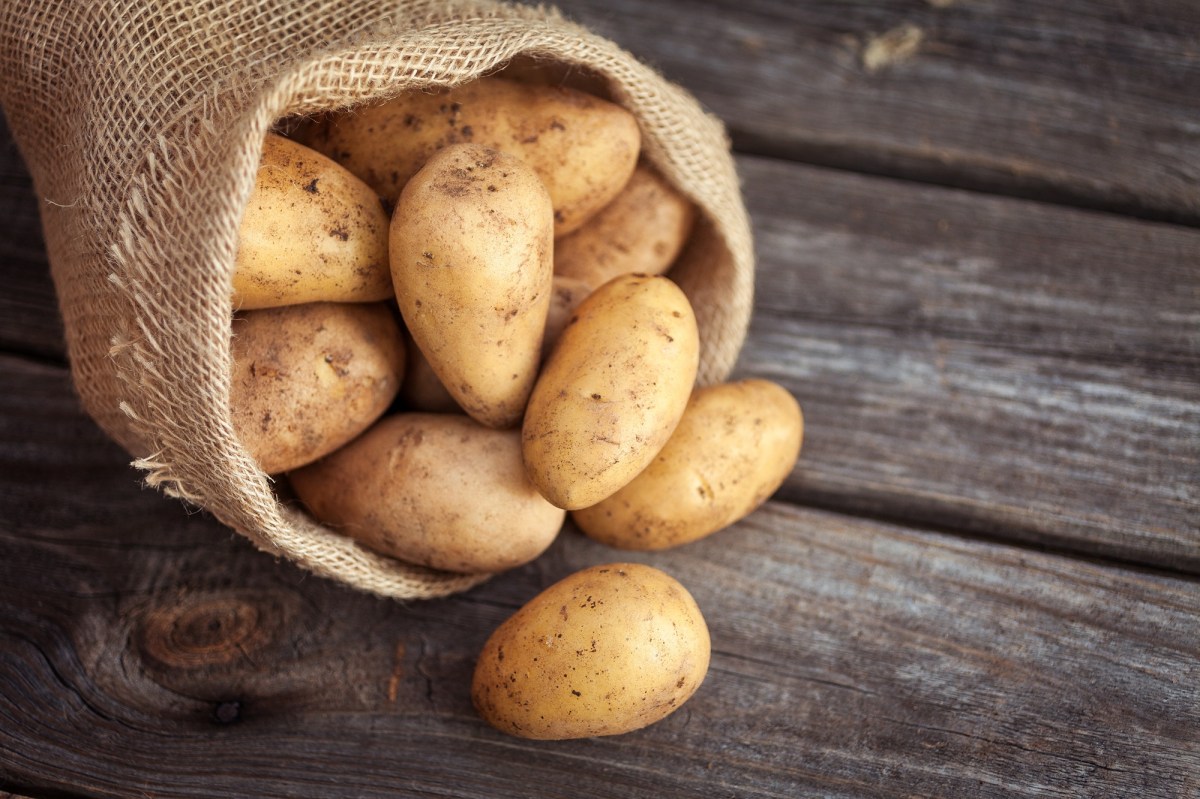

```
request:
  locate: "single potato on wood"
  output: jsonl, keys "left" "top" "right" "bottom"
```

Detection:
{"left": 289, "top": 414, "right": 565, "bottom": 573}
{"left": 522, "top": 274, "right": 699, "bottom": 510}
{"left": 391, "top": 144, "right": 553, "bottom": 429}
{"left": 302, "top": 77, "right": 640, "bottom": 235}
{"left": 573, "top": 380, "right": 803, "bottom": 549}
{"left": 472, "top": 563, "right": 710, "bottom": 739}
{"left": 229, "top": 302, "right": 404, "bottom": 474}
{"left": 554, "top": 164, "right": 696, "bottom": 287}
{"left": 233, "top": 134, "right": 392, "bottom": 309}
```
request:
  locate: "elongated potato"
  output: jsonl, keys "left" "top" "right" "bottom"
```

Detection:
{"left": 554, "top": 164, "right": 696, "bottom": 287}
{"left": 229, "top": 302, "right": 404, "bottom": 474}
{"left": 302, "top": 77, "right": 640, "bottom": 235}
{"left": 522, "top": 274, "right": 699, "bottom": 510}
{"left": 573, "top": 380, "right": 803, "bottom": 549}
{"left": 290, "top": 414, "right": 565, "bottom": 573}
{"left": 472, "top": 562, "right": 710, "bottom": 739}
{"left": 391, "top": 144, "right": 553, "bottom": 429}
{"left": 233, "top": 134, "right": 392, "bottom": 309}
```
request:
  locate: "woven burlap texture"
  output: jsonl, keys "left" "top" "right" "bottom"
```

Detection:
{"left": 0, "top": 0, "right": 754, "bottom": 599}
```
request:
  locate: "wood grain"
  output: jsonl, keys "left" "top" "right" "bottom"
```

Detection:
{"left": 733, "top": 156, "right": 1200, "bottom": 570}
{"left": 553, "top": 0, "right": 1200, "bottom": 223}
{"left": 0, "top": 128, "right": 61, "bottom": 362}
{"left": 1, "top": 357, "right": 1197, "bottom": 797}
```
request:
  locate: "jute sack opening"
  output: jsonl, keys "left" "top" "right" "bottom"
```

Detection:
{"left": 0, "top": 0, "right": 754, "bottom": 599}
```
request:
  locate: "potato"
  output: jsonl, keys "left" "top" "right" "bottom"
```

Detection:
{"left": 289, "top": 414, "right": 565, "bottom": 573}
{"left": 573, "top": 380, "right": 803, "bottom": 549}
{"left": 391, "top": 144, "right": 553, "bottom": 429}
{"left": 554, "top": 164, "right": 696, "bottom": 287}
{"left": 229, "top": 302, "right": 403, "bottom": 474}
{"left": 542, "top": 275, "right": 592, "bottom": 360}
{"left": 472, "top": 562, "right": 710, "bottom": 739}
{"left": 522, "top": 274, "right": 699, "bottom": 510}
{"left": 302, "top": 77, "right": 640, "bottom": 235}
{"left": 233, "top": 134, "right": 391, "bottom": 309}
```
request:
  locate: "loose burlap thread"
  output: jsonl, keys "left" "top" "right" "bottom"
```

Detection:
{"left": 0, "top": 0, "right": 754, "bottom": 599}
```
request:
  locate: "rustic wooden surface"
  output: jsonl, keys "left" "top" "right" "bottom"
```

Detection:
{"left": 2, "top": 0, "right": 1199, "bottom": 797}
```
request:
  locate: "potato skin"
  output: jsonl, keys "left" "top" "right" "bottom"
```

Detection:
{"left": 233, "top": 134, "right": 392, "bottom": 309}
{"left": 554, "top": 164, "right": 696, "bottom": 287}
{"left": 289, "top": 414, "right": 565, "bottom": 573}
{"left": 229, "top": 302, "right": 404, "bottom": 474}
{"left": 522, "top": 274, "right": 699, "bottom": 510}
{"left": 573, "top": 380, "right": 803, "bottom": 549}
{"left": 302, "top": 77, "right": 640, "bottom": 235}
{"left": 391, "top": 144, "right": 553, "bottom": 429}
{"left": 472, "top": 563, "right": 710, "bottom": 740}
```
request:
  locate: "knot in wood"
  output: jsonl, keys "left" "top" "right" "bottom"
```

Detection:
{"left": 137, "top": 595, "right": 268, "bottom": 669}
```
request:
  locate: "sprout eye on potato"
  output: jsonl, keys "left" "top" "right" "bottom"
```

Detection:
{"left": 224, "top": 73, "right": 792, "bottom": 741}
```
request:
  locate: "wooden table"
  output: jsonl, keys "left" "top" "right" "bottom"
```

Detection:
{"left": 2, "top": 2, "right": 1198, "bottom": 796}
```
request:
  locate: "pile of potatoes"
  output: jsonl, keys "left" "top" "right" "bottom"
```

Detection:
{"left": 229, "top": 75, "right": 803, "bottom": 740}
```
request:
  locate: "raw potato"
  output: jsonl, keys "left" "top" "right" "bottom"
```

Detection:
{"left": 522, "top": 274, "right": 699, "bottom": 510}
{"left": 391, "top": 144, "right": 553, "bottom": 429}
{"left": 233, "top": 134, "right": 392, "bottom": 309}
{"left": 472, "top": 562, "right": 710, "bottom": 739}
{"left": 573, "top": 380, "right": 803, "bottom": 549}
{"left": 289, "top": 414, "right": 565, "bottom": 573}
{"left": 229, "top": 302, "right": 404, "bottom": 474}
{"left": 542, "top": 275, "right": 593, "bottom": 360}
{"left": 302, "top": 77, "right": 640, "bottom": 235}
{"left": 554, "top": 164, "right": 696, "bottom": 288}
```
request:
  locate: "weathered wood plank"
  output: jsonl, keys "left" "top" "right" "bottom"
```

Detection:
{"left": 733, "top": 155, "right": 1200, "bottom": 570}
{"left": 1, "top": 356, "right": 1197, "bottom": 798}
{"left": 738, "top": 157, "right": 1200, "bottom": 370}
{"left": 554, "top": 0, "right": 1200, "bottom": 222}
{"left": 748, "top": 316, "right": 1200, "bottom": 570}
{"left": 0, "top": 124, "right": 61, "bottom": 361}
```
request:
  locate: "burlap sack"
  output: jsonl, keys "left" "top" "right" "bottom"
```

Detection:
{"left": 0, "top": 0, "right": 754, "bottom": 599}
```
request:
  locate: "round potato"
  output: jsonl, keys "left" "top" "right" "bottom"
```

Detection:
{"left": 554, "top": 164, "right": 696, "bottom": 288}
{"left": 573, "top": 380, "right": 803, "bottom": 549}
{"left": 472, "top": 562, "right": 710, "bottom": 739}
{"left": 233, "top": 134, "right": 392, "bottom": 309}
{"left": 289, "top": 414, "right": 565, "bottom": 573}
{"left": 391, "top": 144, "right": 553, "bottom": 429}
{"left": 302, "top": 77, "right": 640, "bottom": 235}
{"left": 522, "top": 274, "right": 699, "bottom": 510}
{"left": 229, "top": 302, "right": 404, "bottom": 474}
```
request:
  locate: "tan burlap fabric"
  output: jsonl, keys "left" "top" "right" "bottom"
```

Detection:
{"left": 0, "top": 0, "right": 754, "bottom": 599}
